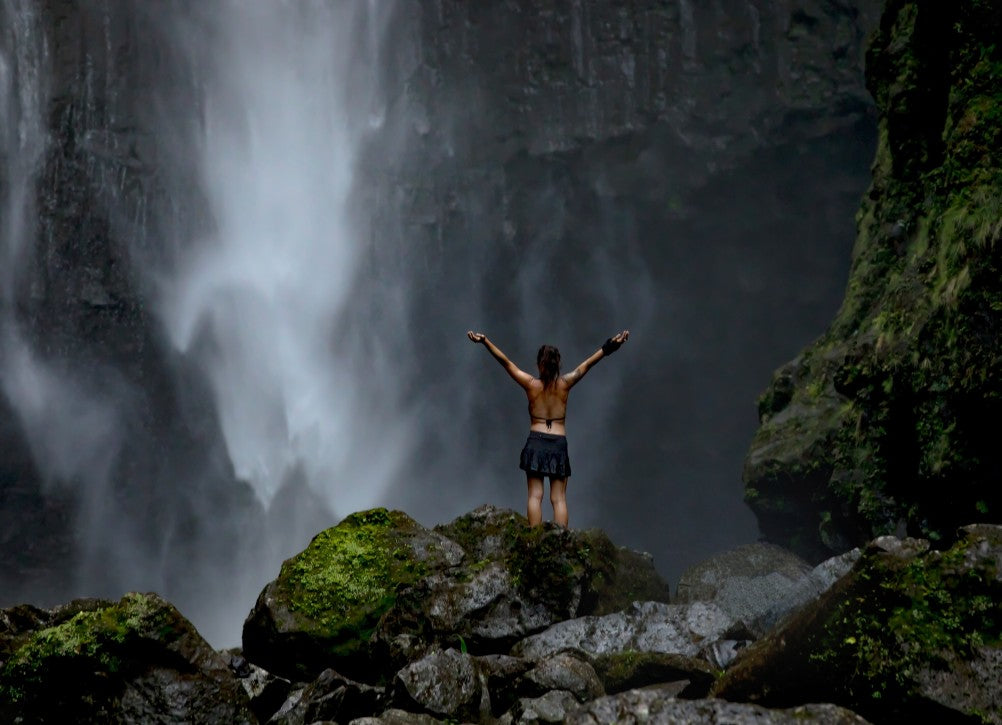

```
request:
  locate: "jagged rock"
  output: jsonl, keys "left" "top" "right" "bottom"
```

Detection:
{"left": 676, "top": 542, "right": 811, "bottom": 602}
{"left": 391, "top": 648, "right": 484, "bottom": 722}
{"left": 242, "top": 508, "right": 464, "bottom": 681}
{"left": 518, "top": 651, "right": 604, "bottom": 703}
{"left": 590, "top": 651, "right": 717, "bottom": 698}
{"left": 675, "top": 542, "right": 811, "bottom": 634}
{"left": 0, "top": 592, "right": 254, "bottom": 724}
{"left": 677, "top": 541, "right": 862, "bottom": 637}
{"left": 564, "top": 693, "right": 872, "bottom": 724}
{"left": 230, "top": 657, "right": 293, "bottom": 723}
{"left": 750, "top": 548, "right": 862, "bottom": 636}
{"left": 713, "top": 526, "right": 1002, "bottom": 724}
{"left": 498, "top": 690, "right": 580, "bottom": 724}
{"left": 349, "top": 709, "right": 446, "bottom": 724}
{"left": 267, "top": 668, "right": 386, "bottom": 725}
{"left": 475, "top": 653, "right": 531, "bottom": 717}
{"left": 510, "top": 600, "right": 740, "bottom": 665}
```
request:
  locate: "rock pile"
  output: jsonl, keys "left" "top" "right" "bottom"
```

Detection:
{"left": 1, "top": 506, "right": 998, "bottom": 724}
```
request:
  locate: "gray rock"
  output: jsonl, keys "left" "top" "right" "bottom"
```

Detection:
{"left": 475, "top": 654, "right": 531, "bottom": 717}
{"left": 392, "top": 649, "right": 483, "bottom": 721}
{"left": 349, "top": 709, "right": 446, "bottom": 725}
{"left": 751, "top": 548, "right": 861, "bottom": 635}
{"left": 502, "top": 690, "right": 580, "bottom": 724}
{"left": 676, "top": 541, "right": 862, "bottom": 638}
{"left": 565, "top": 692, "right": 871, "bottom": 724}
{"left": 519, "top": 651, "right": 604, "bottom": 703}
{"left": 235, "top": 661, "right": 293, "bottom": 723}
{"left": 268, "top": 669, "right": 385, "bottom": 725}
{"left": 675, "top": 542, "right": 811, "bottom": 603}
{"left": 511, "top": 600, "right": 737, "bottom": 664}
{"left": 590, "top": 651, "right": 717, "bottom": 698}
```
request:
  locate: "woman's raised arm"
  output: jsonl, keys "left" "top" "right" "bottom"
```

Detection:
{"left": 562, "top": 330, "right": 630, "bottom": 388}
{"left": 468, "top": 331, "right": 534, "bottom": 389}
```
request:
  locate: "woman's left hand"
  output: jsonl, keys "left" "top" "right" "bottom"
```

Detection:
{"left": 467, "top": 331, "right": 486, "bottom": 344}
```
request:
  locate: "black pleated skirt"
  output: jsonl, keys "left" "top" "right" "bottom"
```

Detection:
{"left": 519, "top": 431, "right": 571, "bottom": 478}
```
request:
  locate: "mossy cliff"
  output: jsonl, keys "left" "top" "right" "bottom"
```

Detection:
{"left": 745, "top": 0, "right": 1002, "bottom": 561}
{"left": 713, "top": 525, "right": 1002, "bottom": 722}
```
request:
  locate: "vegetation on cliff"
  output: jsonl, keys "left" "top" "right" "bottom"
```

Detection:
{"left": 714, "top": 525, "right": 1002, "bottom": 722}
{"left": 745, "top": 0, "right": 1002, "bottom": 560}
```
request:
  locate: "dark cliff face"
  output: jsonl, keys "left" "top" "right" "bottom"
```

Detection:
{"left": 744, "top": 1, "right": 1002, "bottom": 560}
{"left": 0, "top": 1, "right": 266, "bottom": 631}
{"left": 365, "top": 0, "right": 881, "bottom": 569}
{"left": 1, "top": 0, "right": 881, "bottom": 640}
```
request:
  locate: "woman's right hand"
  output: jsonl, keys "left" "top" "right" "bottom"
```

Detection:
{"left": 467, "top": 331, "right": 486, "bottom": 344}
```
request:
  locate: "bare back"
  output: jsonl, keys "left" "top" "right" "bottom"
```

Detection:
{"left": 526, "top": 378, "right": 570, "bottom": 435}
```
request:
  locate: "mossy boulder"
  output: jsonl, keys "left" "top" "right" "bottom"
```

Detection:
{"left": 434, "top": 504, "right": 669, "bottom": 613}
{"left": 0, "top": 592, "right": 253, "bottom": 724}
{"left": 712, "top": 524, "right": 1002, "bottom": 723}
{"left": 374, "top": 505, "right": 671, "bottom": 664}
{"left": 242, "top": 508, "right": 464, "bottom": 682}
{"left": 243, "top": 505, "right": 672, "bottom": 683}
{"left": 744, "top": 0, "right": 1002, "bottom": 560}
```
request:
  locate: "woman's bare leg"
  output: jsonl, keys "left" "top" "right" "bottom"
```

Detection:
{"left": 526, "top": 476, "right": 545, "bottom": 526}
{"left": 549, "top": 478, "right": 568, "bottom": 527}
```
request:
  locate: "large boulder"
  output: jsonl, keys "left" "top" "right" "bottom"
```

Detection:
{"left": 242, "top": 508, "right": 465, "bottom": 681}
{"left": 244, "top": 505, "right": 672, "bottom": 682}
{"left": 713, "top": 525, "right": 1002, "bottom": 723}
{"left": 676, "top": 541, "right": 861, "bottom": 637}
{"left": 0, "top": 592, "right": 254, "bottom": 724}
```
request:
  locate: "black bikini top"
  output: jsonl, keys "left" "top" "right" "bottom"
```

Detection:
{"left": 530, "top": 413, "right": 565, "bottom": 430}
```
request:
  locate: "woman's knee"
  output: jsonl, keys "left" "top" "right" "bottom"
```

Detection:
{"left": 549, "top": 481, "right": 567, "bottom": 504}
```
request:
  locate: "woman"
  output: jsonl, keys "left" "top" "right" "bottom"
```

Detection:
{"left": 466, "top": 329, "right": 630, "bottom": 527}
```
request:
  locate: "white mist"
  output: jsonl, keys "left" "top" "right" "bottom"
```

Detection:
{"left": 163, "top": 2, "right": 406, "bottom": 517}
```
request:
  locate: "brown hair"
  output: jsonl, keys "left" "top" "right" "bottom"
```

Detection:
{"left": 536, "top": 345, "right": 561, "bottom": 388}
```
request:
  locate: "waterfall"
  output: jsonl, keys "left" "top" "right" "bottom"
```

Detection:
{"left": 0, "top": 0, "right": 47, "bottom": 305}
{"left": 159, "top": 2, "right": 406, "bottom": 514}
{"left": 0, "top": 0, "right": 412, "bottom": 647}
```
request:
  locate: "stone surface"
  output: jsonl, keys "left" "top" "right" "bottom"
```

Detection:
{"left": 266, "top": 668, "right": 385, "bottom": 725}
{"left": 501, "top": 689, "right": 580, "bottom": 724}
{"left": 510, "top": 600, "right": 740, "bottom": 664}
{"left": 349, "top": 709, "right": 445, "bottom": 725}
{"left": 565, "top": 693, "right": 872, "bottom": 724}
{"left": 391, "top": 648, "right": 484, "bottom": 722}
{"left": 519, "top": 651, "right": 604, "bottom": 703}
{"left": 590, "top": 650, "right": 717, "bottom": 698}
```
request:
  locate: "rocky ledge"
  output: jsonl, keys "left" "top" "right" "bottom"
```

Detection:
{"left": 1, "top": 506, "right": 998, "bottom": 724}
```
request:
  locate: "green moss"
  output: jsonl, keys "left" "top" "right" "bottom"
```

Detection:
{"left": 0, "top": 593, "right": 176, "bottom": 705}
{"left": 278, "top": 508, "right": 427, "bottom": 643}
{"left": 810, "top": 541, "right": 1001, "bottom": 701}
{"left": 745, "top": 1, "right": 1002, "bottom": 557}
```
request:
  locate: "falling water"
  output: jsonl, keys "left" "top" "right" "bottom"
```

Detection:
{"left": 158, "top": 2, "right": 407, "bottom": 516}
{"left": 0, "top": 0, "right": 46, "bottom": 306}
